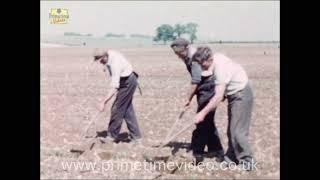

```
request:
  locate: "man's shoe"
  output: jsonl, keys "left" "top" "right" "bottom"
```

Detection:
{"left": 99, "top": 136, "right": 115, "bottom": 143}
{"left": 193, "top": 154, "right": 204, "bottom": 166}
{"left": 129, "top": 136, "right": 143, "bottom": 146}
{"left": 207, "top": 150, "right": 225, "bottom": 162}
{"left": 239, "top": 158, "right": 257, "bottom": 171}
{"left": 220, "top": 155, "right": 239, "bottom": 169}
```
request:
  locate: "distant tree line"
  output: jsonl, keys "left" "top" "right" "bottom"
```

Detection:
{"left": 207, "top": 40, "right": 280, "bottom": 44}
{"left": 105, "top": 33, "right": 126, "bottom": 38}
{"left": 130, "top": 34, "right": 152, "bottom": 39}
{"left": 64, "top": 32, "right": 92, "bottom": 36}
{"left": 153, "top": 23, "right": 198, "bottom": 44}
{"left": 64, "top": 32, "right": 155, "bottom": 39}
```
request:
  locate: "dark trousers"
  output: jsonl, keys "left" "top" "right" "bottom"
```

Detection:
{"left": 191, "top": 76, "right": 224, "bottom": 155}
{"left": 107, "top": 73, "right": 142, "bottom": 139}
{"left": 226, "top": 83, "right": 254, "bottom": 163}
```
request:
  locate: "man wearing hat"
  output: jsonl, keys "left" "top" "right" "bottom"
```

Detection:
{"left": 93, "top": 49, "right": 142, "bottom": 144}
{"left": 193, "top": 46, "right": 256, "bottom": 170}
{"left": 170, "top": 38, "right": 224, "bottom": 164}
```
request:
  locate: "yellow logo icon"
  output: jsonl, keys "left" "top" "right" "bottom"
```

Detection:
{"left": 49, "top": 8, "right": 69, "bottom": 24}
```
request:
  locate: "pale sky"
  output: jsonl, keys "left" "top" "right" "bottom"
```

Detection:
{"left": 41, "top": 1, "right": 279, "bottom": 41}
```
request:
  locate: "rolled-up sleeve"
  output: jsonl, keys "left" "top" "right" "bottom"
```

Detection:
{"left": 190, "top": 61, "right": 202, "bottom": 84}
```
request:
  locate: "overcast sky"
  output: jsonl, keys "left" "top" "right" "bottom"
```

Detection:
{"left": 41, "top": 1, "right": 279, "bottom": 41}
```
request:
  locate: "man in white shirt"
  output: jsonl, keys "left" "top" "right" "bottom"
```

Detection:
{"left": 170, "top": 38, "right": 224, "bottom": 164}
{"left": 93, "top": 49, "right": 142, "bottom": 144}
{"left": 192, "top": 46, "right": 256, "bottom": 171}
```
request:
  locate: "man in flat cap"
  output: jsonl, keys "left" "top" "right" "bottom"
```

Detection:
{"left": 170, "top": 38, "right": 224, "bottom": 164}
{"left": 193, "top": 46, "right": 256, "bottom": 171}
{"left": 93, "top": 49, "right": 142, "bottom": 144}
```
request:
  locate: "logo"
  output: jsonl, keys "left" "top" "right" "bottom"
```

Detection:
{"left": 49, "top": 8, "right": 69, "bottom": 24}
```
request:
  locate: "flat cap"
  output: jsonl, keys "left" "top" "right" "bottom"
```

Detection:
{"left": 170, "top": 38, "right": 190, "bottom": 52}
{"left": 93, "top": 48, "right": 108, "bottom": 61}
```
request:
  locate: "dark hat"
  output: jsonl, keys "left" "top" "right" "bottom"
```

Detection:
{"left": 170, "top": 38, "right": 190, "bottom": 52}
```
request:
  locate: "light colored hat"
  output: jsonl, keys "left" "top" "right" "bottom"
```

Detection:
{"left": 93, "top": 48, "right": 108, "bottom": 61}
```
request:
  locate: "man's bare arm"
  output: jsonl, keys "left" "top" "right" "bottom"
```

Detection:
{"left": 185, "top": 84, "right": 198, "bottom": 108}
{"left": 194, "top": 84, "right": 225, "bottom": 123}
{"left": 105, "top": 88, "right": 118, "bottom": 102}
{"left": 100, "top": 88, "right": 118, "bottom": 111}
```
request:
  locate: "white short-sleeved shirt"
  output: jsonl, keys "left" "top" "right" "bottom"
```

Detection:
{"left": 212, "top": 53, "right": 248, "bottom": 95}
{"left": 106, "top": 50, "right": 133, "bottom": 88}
